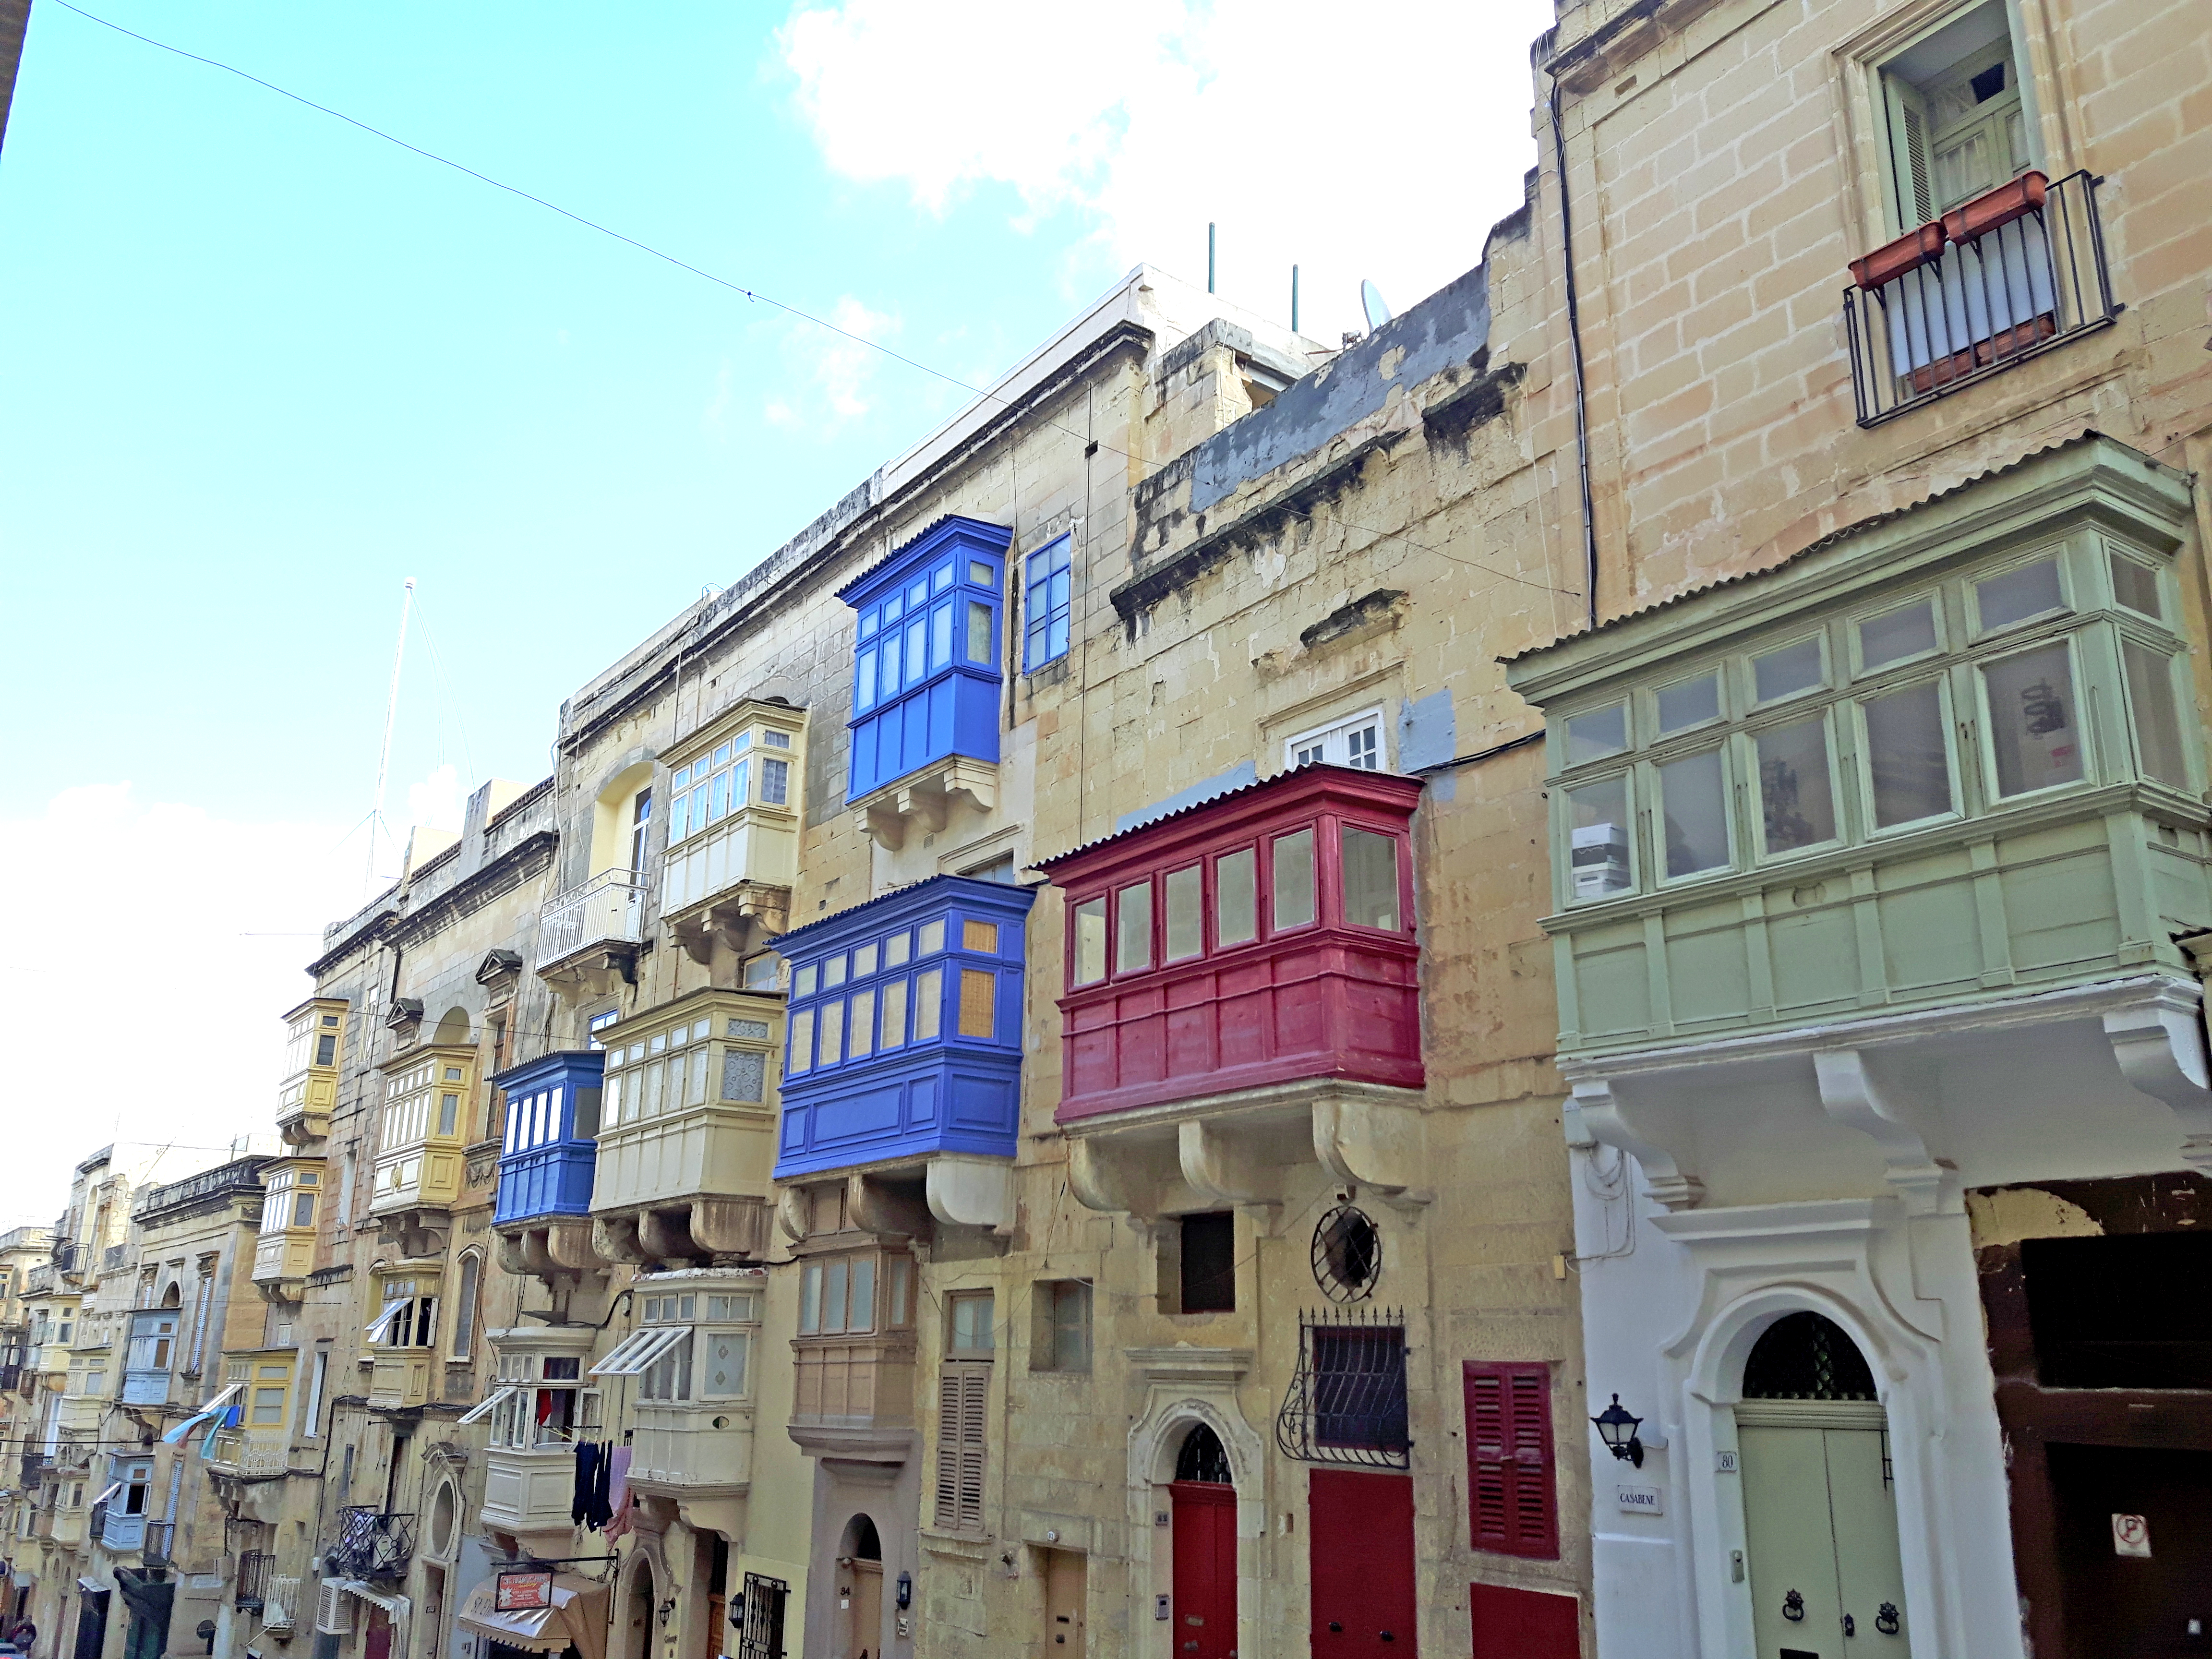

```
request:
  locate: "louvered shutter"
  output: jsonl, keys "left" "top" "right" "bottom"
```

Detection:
{"left": 934, "top": 1362, "right": 990, "bottom": 1531}
{"left": 1883, "top": 72, "right": 1936, "bottom": 226}
{"left": 1463, "top": 1360, "right": 1558, "bottom": 1559}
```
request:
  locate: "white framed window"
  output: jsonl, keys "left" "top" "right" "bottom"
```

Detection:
{"left": 1875, "top": 0, "right": 2034, "bottom": 229}
{"left": 1285, "top": 706, "right": 1386, "bottom": 772}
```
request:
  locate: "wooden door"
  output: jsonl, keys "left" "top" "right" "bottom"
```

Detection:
{"left": 1741, "top": 1423, "right": 1910, "bottom": 1659}
{"left": 1308, "top": 1469, "right": 1417, "bottom": 1654}
{"left": 2049, "top": 1444, "right": 2212, "bottom": 1659}
{"left": 848, "top": 1564, "right": 881, "bottom": 1659}
{"left": 1170, "top": 1480, "right": 1238, "bottom": 1659}
{"left": 362, "top": 1610, "right": 394, "bottom": 1659}
{"left": 1041, "top": 1549, "right": 1085, "bottom": 1655}
{"left": 703, "top": 1594, "right": 724, "bottom": 1659}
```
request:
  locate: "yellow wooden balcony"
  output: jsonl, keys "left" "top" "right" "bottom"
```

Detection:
{"left": 660, "top": 701, "right": 805, "bottom": 966}
{"left": 252, "top": 1158, "right": 323, "bottom": 1294}
{"left": 276, "top": 998, "right": 348, "bottom": 1145}
{"left": 369, "top": 1044, "right": 475, "bottom": 1223}
{"left": 364, "top": 1267, "right": 441, "bottom": 1409}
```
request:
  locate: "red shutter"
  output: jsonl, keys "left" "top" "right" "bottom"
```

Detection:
{"left": 1463, "top": 1360, "right": 1558, "bottom": 1559}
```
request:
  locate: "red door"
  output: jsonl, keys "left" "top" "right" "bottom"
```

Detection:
{"left": 1171, "top": 1480, "right": 1238, "bottom": 1659}
{"left": 1309, "top": 1470, "right": 1418, "bottom": 1654}
{"left": 362, "top": 1610, "right": 393, "bottom": 1659}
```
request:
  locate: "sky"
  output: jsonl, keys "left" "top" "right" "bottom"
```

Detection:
{"left": 0, "top": 0, "right": 1556, "bottom": 1225}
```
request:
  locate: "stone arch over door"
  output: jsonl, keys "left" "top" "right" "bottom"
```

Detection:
{"left": 1127, "top": 1389, "right": 1267, "bottom": 1659}
{"left": 615, "top": 1551, "right": 659, "bottom": 1659}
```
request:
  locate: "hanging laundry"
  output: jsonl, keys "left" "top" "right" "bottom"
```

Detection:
{"left": 571, "top": 1441, "right": 602, "bottom": 1526}
{"left": 601, "top": 1446, "right": 635, "bottom": 1541}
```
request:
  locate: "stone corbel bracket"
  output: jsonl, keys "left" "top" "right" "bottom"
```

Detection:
{"left": 846, "top": 1172, "right": 934, "bottom": 1241}
{"left": 1179, "top": 1119, "right": 1282, "bottom": 1234}
{"left": 2103, "top": 990, "right": 2212, "bottom": 1174}
{"left": 1311, "top": 1089, "right": 1432, "bottom": 1211}
{"left": 925, "top": 1156, "right": 1017, "bottom": 1241}
{"left": 1812, "top": 1048, "right": 1951, "bottom": 1212}
{"left": 851, "top": 759, "right": 999, "bottom": 852}
{"left": 671, "top": 883, "right": 793, "bottom": 966}
{"left": 1567, "top": 1074, "right": 1704, "bottom": 1210}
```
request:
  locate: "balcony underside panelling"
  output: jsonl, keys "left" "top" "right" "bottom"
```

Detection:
{"left": 495, "top": 1144, "right": 597, "bottom": 1227}
{"left": 776, "top": 1056, "right": 1020, "bottom": 1178}
{"left": 590, "top": 1106, "right": 774, "bottom": 1213}
{"left": 849, "top": 674, "right": 999, "bottom": 800}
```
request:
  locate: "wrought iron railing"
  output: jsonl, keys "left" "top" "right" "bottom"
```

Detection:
{"left": 536, "top": 869, "right": 650, "bottom": 968}
{"left": 1274, "top": 1307, "right": 1410, "bottom": 1469}
{"left": 50, "top": 1242, "right": 78, "bottom": 1278}
{"left": 1844, "top": 169, "right": 2116, "bottom": 427}
{"left": 134, "top": 1160, "right": 267, "bottom": 1226}
{"left": 143, "top": 1520, "right": 175, "bottom": 1567}
{"left": 328, "top": 1509, "right": 414, "bottom": 1581}
{"left": 237, "top": 1550, "right": 275, "bottom": 1611}
{"left": 24, "top": 1264, "right": 52, "bottom": 1296}
{"left": 735, "top": 1573, "right": 790, "bottom": 1659}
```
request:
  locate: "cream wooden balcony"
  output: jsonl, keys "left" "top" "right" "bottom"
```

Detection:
{"left": 535, "top": 870, "right": 650, "bottom": 1002}
{"left": 591, "top": 1274, "right": 761, "bottom": 1514}
{"left": 587, "top": 990, "right": 781, "bottom": 1267}
{"left": 252, "top": 1158, "right": 323, "bottom": 1298}
{"left": 276, "top": 998, "right": 348, "bottom": 1146}
{"left": 659, "top": 700, "right": 804, "bottom": 966}
{"left": 469, "top": 1325, "right": 601, "bottom": 1547}
{"left": 479, "top": 1444, "right": 579, "bottom": 1540}
{"left": 369, "top": 1045, "right": 474, "bottom": 1252}
{"left": 208, "top": 1426, "right": 290, "bottom": 1479}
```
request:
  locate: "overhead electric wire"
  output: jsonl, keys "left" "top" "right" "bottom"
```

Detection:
{"left": 52, "top": 0, "right": 1580, "bottom": 605}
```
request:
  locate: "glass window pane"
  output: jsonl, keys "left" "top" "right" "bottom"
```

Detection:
{"left": 1165, "top": 866, "right": 1202, "bottom": 960}
{"left": 848, "top": 1258, "right": 876, "bottom": 1333}
{"left": 905, "top": 618, "right": 926, "bottom": 683}
{"left": 963, "top": 919, "right": 997, "bottom": 953}
{"left": 932, "top": 564, "right": 952, "bottom": 594}
{"left": 1658, "top": 749, "right": 1731, "bottom": 877}
{"left": 1116, "top": 882, "right": 1153, "bottom": 972}
{"left": 1072, "top": 899, "right": 1107, "bottom": 985}
{"left": 761, "top": 758, "right": 789, "bottom": 806}
{"left": 848, "top": 991, "right": 875, "bottom": 1059}
{"left": 1978, "top": 557, "right": 2065, "bottom": 629}
{"left": 1215, "top": 850, "right": 1256, "bottom": 946}
{"left": 856, "top": 649, "right": 876, "bottom": 710}
{"left": 721, "top": 1048, "right": 766, "bottom": 1103}
{"left": 958, "top": 969, "right": 996, "bottom": 1038}
{"left": 888, "top": 1256, "right": 912, "bottom": 1326}
{"left": 1567, "top": 775, "right": 1633, "bottom": 899}
{"left": 794, "top": 964, "right": 817, "bottom": 998}
{"left": 787, "top": 1011, "right": 813, "bottom": 1075}
{"left": 1655, "top": 673, "right": 1719, "bottom": 733}
{"left": 879, "top": 629, "right": 902, "bottom": 690}
{"left": 885, "top": 932, "right": 910, "bottom": 967}
{"left": 932, "top": 604, "right": 953, "bottom": 670}
{"left": 1565, "top": 703, "right": 1628, "bottom": 765}
{"left": 1272, "top": 829, "right": 1317, "bottom": 930}
{"left": 1983, "top": 642, "right": 2085, "bottom": 796}
{"left": 1859, "top": 601, "right": 1938, "bottom": 670}
{"left": 2123, "top": 641, "right": 2188, "bottom": 788}
{"left": 799, "top": 1262, "right": 821, "bottom": 1335}
{"left": 1756, "top": 716, "right": 1838, "bottom": 851}
{"left": 914, "top": 970, "right": 943, "bottom": 1041}
{"left": 824, "top": 955, "right": 848, "bottom": 989}
{"left": 2110, "top": 553, "right": 2162, "bottom": 618}
{"left": 854, "top": 943, "right": 879, "bottom": 978}
{"left": 817, "top": 1002, "right": 844, "bottom": 1068}
{"left": 1753, "top": 637, "right": 1824, "bottom": 702}
{"left": 1055, "top": 1282, "right": 1092, "bottom": 1372}
{"left": 1864, "top": 682, "right": 1953, "bottom": 827}
{"left": 967, "top": 601, "right": 994, "bottom": 664}
{"left": 878, "top": 979, "right": 908, "bottom": 1050}
{"left": 822, "top": 1261, "right": 847, "bottom": 1335}
{"left": 970, "top": 560, "right": 994, "bottom": 586}
{"left": 919, "top": 919, "right": 945, "bottom": 954}
{"left": 1340, "top": 828, "right": 1400, "bottom": 929}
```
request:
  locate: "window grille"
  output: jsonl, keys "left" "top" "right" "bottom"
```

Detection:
{"left": 735, "top": 1572, "right": 788, "bottom": 1659}
{"left": 1274, "top": 1308, "right": 1409, "bottom": 1468}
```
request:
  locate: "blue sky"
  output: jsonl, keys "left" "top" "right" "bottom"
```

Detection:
{"left": 0, "top": 0, "right": 1552, "bottom": 1217}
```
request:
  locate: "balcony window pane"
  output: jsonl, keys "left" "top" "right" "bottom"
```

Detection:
{"left": 878, "top": 980, "right": 908, "bottom": 1051}
{"left": 1656, "top": 673, "right": 1720, "bottom": 733}
{"left": 1340, "top": 828, "right": 1401, "bottom": 929}
{"left": 932, "top": 604, "right": 953, "bottom": 670}
{"left": 730, "top": 760, "right": 749, "bottom": 809}
{"left": 914, "top": 971, "right": 943, "bottom": 1041}
{"left": 905, "top": 619, "right": 926, "bottom": 684}
{"left": 1117, "top": 882, "right": 1153, "bottom": 973}
{"left": 799, "top": 1263, "right": 821, "bottom": 1334}
{"left": 884, "top": 593, "right": 902, "bottom": 625}
{"left": 1978, "top": 558, "right": 2066, "bottom": 630}
{"left": 691, "top": 1051, "right": 712, "bottom": 1105}
{"left": 1753, "top": 637, "right": 1824, "bottom": 702}
{"left": 721, "top": 1048, "right": 765, "bottom": 1103}
{"left": 886, "top": 932, "right": 911, "bottom": 967}
{"left": 1165, "top": 866, "right": 1202, "bottom": 961}
{"left": 1756, "top": 716, "right": 1838, "bottom": 851}
{"left": 880, "top": 629, "right": 902, "bottom": 690}
{"left": 950, "top": 1292, "right": 994, "bottom": 1353}
{"left": 293, "top": 1193, "right": 315, "bottom": 1227}
{"left": 1072, "top": 898, "right": 1107, "bottom": 985}
{"left": 958, "top": 970, "right": 997, "bottom": 1039}
{"left": 854, "top": 943, "right": 879, "bottom": 977}
{"left": 848, "top": 991, "right": 875, "bottom": 1059}
{"left": 817, "top": 1002, "right": 844, "bottom": 1068}
{"left": 919, "top": 919, "right": 946, "bottom": 954}
{"left": 963, "top": 919, "right": 998, "bottom": 954}
{"left": 1860, "top": 601, "right": 1938, "bottom": 670}
{"left": 1983, "top": 642, "right": 2085, "bottom": 796}
{"left": 787, "top": 1012, "right": 814, "bottom": 1076}
{"left": 438, "top": 1093, "right": 458, "bottom": 1136}
{"left": 1565, "top": 702, "right": 1628, "bottom": 765}
{"left": 702, "top": 1332, "right": 749, "bottom": 1399}
{"left": 1864, "top": 681, "right": 1952, "bottom": 827}
{"left": 849, "top": 1258, "right": 877, "bottom": 1333}
{"left": 251, "top": 1387, "right": 285, "bottom": 1425}
{"left": 794, "top": 965, "right": 817, "bottom": 998}
{"left": 888, "top": 1256, "right": 913, "bottom": 1326}
{"left": 1567, "top": 776, "right": 1632, "bottom": 899}
{"left": 316, "top": 1034, "right": 337, "bottom": 1067}
{"left": 967, "top": 601, "right": 994, "bottom": 664}
{"left": 824, "top": 955, "right": 848, "bottom": 989}
{"left": 822, "top": 1261, "right": 848, "bottom": 1335}
{"left": 708, "top": 770, "right": 729, "bottom": 823}
{"left": 1215, "top": 850, "right": 1256, "bottom": 947}
{"left": 856, "top": 649, "right": 877, "bottom": 711}
{"left": 2123, "top": 641, "right": 2188, "bottom": 788}
{"left": 2111, "top": 553, "right": 2162, "bottom": 618}
{"left": 762, "top": 758, "right": 789, "bottom": 806}
{"left": 1658, "top": 749, "right": 1730, "bottom": 877}
{"left": 1272, "top": 829, "right": 1317, "bottom": 930}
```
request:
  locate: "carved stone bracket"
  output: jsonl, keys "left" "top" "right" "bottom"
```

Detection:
{"left": 1812, "top": 1048, "right": 1948, "bottom": 1210}
{"left": 850, "top": 759, "right": 1000, "bottom": 852}
{"left": 846, "top": 1173, "right": 933, "bottom": 1241}
{"left": 1311, "top": 1091, "right": 1432, "bottom": 1211}
{"left": 591, "top": 1213, "right": 649, "bottom": 1265}
{"left": 1178, "top": 1120, "right": 1281, "bottom": 1233}
{"left": 926, "top": 1156, "right": 1017, "bottom": 1238}
{"left": 1568, "top": 1076, "right": 1705, "bottom": 1211}
{"left": 545, "top": 1221, "right": 602, "bottom": 1275}
{"left": 669, "top": 883, "right": 793, "bottom": 966}
{"left": 2103, "top": 996, "right": 2212, "bottom": 1174}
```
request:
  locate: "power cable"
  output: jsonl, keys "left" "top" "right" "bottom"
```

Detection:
{"left": 50, "top": 1, "right": 1580, "bottom": 604}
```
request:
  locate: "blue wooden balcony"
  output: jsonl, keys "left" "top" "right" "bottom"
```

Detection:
{"left": 775, "top": 874, "right": 1035, "bottom": 1178}
{"left": 492, "top": 1051, "right": 605, "bottom": 1228}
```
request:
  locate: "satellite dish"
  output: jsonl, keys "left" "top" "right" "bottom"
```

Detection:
{"left": 1360, "top": 279, "right": 1393, "bottom": 331}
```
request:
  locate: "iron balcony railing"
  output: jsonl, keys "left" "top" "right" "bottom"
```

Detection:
{"left": 1274, "top": 1307, "right": 1411, "bottom": 1469}
{"left": 143, "top": 1520, "right": 175, "bottom": 1568}
{"left": 237, "top": 1550, "right": 275, "bottom": 1611}
{"left": 24, "top": 1264, "right": 52, "bottom": 1296}
{"left": 328, "top": 1509, "right": 414, "bottom": 1581}
{"left": 536, "top": 869, "right": 650, "bottom": 968}
{"left": 19, "top": 1452, "right": 49, "bottom": 1487}
{"left": 1844, "top": 169, "right": 2115, "bottom": 427}
{"left": 135, "top": 1160, "right": 267, "bottom": 1226}
{"left": 50, "top": 1242, "right": 77, "bottom": 1278}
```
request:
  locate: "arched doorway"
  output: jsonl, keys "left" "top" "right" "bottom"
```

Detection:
{"left": 619, "top": 1560, "right": 657, "bottom": 1659}
{"left": 1169, "top": 1425, "right": 1236, "bottom": 1659}
{"left": 1739, "top": 1313, "right": 1911, "bottom": 1654}
{"left": 835, "top": 1515, "right": 881, "bottom": 1659}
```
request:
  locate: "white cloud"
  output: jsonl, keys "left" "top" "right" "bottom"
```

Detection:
{"left": 0, "top": 786, "right": 365, "bottom": 1228}
{"left": 778, "top": 0, "right": 1559, "bottom": 345}
{"left": 763, "top": 295, "right": 901, "bottom": 437}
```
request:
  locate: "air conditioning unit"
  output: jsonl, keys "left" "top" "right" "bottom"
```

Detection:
{"left": 313, "top": 1581, "right": 354, "bottom": 1637}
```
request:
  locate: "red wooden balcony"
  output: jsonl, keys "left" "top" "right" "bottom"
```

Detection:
{"left": 1039, "top": 764, "right": 1424, "bottom": 1125}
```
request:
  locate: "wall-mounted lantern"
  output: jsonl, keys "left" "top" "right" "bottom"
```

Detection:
{"left": 1591, "top": 1394, "right": 1645, "bottom": 1467}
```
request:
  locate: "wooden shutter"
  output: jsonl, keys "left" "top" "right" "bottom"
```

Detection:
{"left": 1463, "top": 1360, "right": 1558, "bottom": 1559}
{"left": 934, "top": 1362, "right": 990, "bottom": 1532}
{"left": 1883, "top": 72, "right": 1936, "bottom": 226}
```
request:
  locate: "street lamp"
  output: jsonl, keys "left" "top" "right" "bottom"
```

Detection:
{"left": 1591, "top": 1394, "right": 1645, "bottom": 1467}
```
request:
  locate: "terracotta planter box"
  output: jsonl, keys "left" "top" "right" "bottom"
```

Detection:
{"left": 1850, "top": 220, "right": 1946, "bottom": 290}
{"left": 1943, "top": 170, "right": 2049, "bottom": 244}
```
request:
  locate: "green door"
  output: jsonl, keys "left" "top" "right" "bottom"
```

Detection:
{"left": 1741, "top": 1415, "right": 1911, "bottom": 1658}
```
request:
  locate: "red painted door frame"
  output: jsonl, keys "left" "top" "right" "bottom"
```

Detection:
{"left": 1171, "top": 1480, "right": 1238, "bottom": 1659}
{"left": 1309, "top": 1469, "right": 1418, "bottom": 1654}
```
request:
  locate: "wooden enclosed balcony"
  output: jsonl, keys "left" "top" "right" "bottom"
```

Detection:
{"left": 368, "top": 1044, "right": 474, "bottom": 1239}
{"left": 660, "top": 700, "right": 803, "bottom": 963}
{"left": 252, "top": 1158, "right": 323, "bottom": 1297}
{"left": 276, "top": 997, "right": 348, "bottom": 1145}
{"left": 590, "top": 1275, "right": 762, "bottom": 1495}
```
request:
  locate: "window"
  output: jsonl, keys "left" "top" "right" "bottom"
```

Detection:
{"left": 1755, "top": 715, "right": 1838, "bottom": 852}
{"left": 935, "top": 1360, "right": 989, "bottom": 1531}
{"left": 1878, "top": 0, "right": 2031, "bottom": 226}
{"left": 302, "top": 1349, "right": 328, "bottom": 1438}
{"left": 1024, "top": 535, "right": 1072, "bottom": 669}
{"left": 1178, "top": 1213, "right": 1236, "bottom": 1314}
{"left": 1658, "top": 748, "right": 1731, "bottom": 877}
{"left": 1072, "top": 898, "right": 1107, "bottom": 985}
{"left": 947, "top": 1291, "right": 995, "bottom": 1356}
{"left": 1115, "top": 881, "right": 1152, "bottom": 974}
{"left": 797, "top": 1258, "right": 878, "bottom": 1336}
{"left": 1463, "top": 1360, "right": 1557, "bottom": 1559}
{"left": 1339, "top": 827, "right": 1400, "bottom": 929}
{"left": 1030, "top": 1281, "right": 1091, "bottom": 1374}
{"left": 1272, "top": 828, "right": 1316, "bottom": 929}
{"left": 667, "top": 731, "right": 771, "bottom": 846}
{"left": 2122, "top": 642, "right": 2188, "bottom": 789}
{"left": 449, "top": 1254, "right": 481, "bottom": 1361}
{"left": 1164, "top": 865, "right": 1202, "bottom": 961}
{"left": 1981, "top": 641, "right": 2083, "bottom": 796}
{"left": 1214, "top": 849, "right": 1256, "bottom": 946}
{"left": 1287, "top": 706, "right": 1385, "bottom": 771}
{"left": 586, "top": 1009, "right": 619, "bottom": 1049}
{"left": 629, "top": 789, "right": 653, "bottom": 874}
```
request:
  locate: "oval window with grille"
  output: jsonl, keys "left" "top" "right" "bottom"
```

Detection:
{"left": 1310, "top": 1205, "right": 1382, "bottom": 1302}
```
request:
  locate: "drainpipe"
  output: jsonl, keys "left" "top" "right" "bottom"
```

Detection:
{"left": 1548, "top": 75, "right": 1600, "bottom": 632}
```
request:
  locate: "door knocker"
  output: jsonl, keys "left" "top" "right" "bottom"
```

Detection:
{"left": 1782, "top": 1590, "right": 1805, "bottom": 1623}
{"left": 1876, "top": 1603, "right": 1901, "bottom": 1635}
